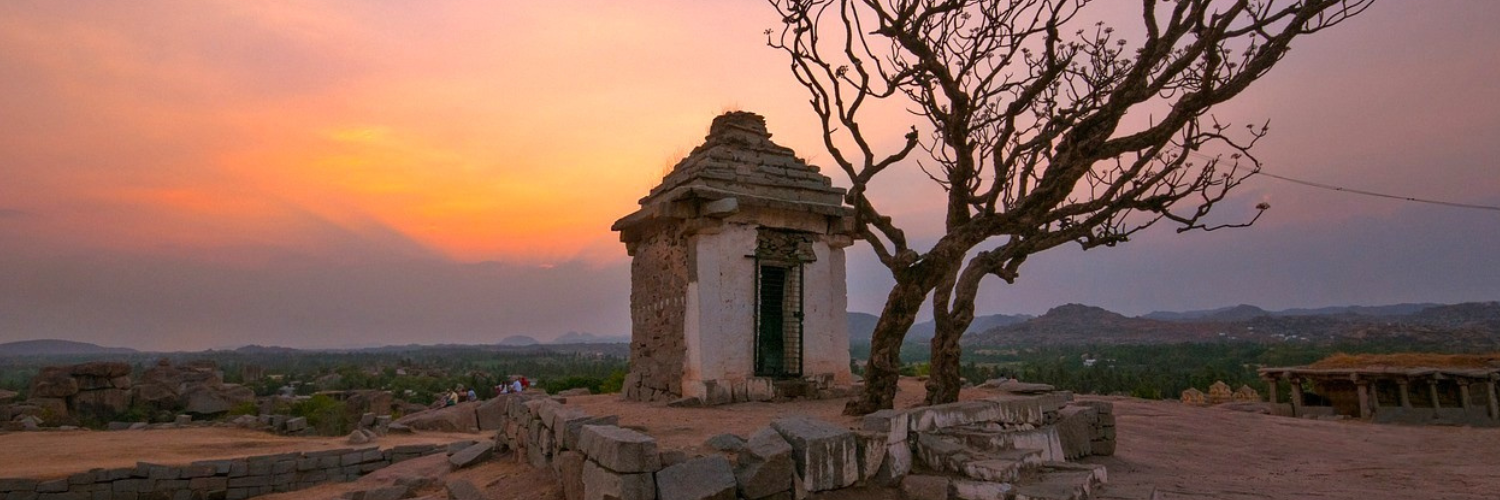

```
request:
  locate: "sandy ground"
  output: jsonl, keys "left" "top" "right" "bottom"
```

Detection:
{"left": 0, "top": 427, "right": 479, "bottom": 480}
{"left": 1086, "top": 395, "right": 1500, "bottom": 500}
{"left": 6, "top": 379, "right": 1500, "bottom": 500}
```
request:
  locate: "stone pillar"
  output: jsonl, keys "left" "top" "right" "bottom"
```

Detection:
{"left": 1264, "top": 378, "right": 1278, "bottom": 405}
{"left": 1289, "top": 379, "right": 1304, "bottom": 418}
{"left": 1355, "top": 381, "right": 1372, "bottom": 419}
{"left": 1457, "top": 380, "right": 1472, "bottom": 410}
{"left": 1486, "top": 380, "right": 1499, "bottom": 420}
{"left": 1428, "top": 379, "right": 1442, "bottom": 410}
{"left": 1398, "top": 380, "right": 1412, "bottom": 409}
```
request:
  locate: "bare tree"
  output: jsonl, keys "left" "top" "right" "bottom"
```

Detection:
{"left": 766, "top": 0, "right": 1371, "bottom": 414}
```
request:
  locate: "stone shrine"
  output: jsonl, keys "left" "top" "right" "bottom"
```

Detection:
{"left": 612, "top": 111, "right": 855, "bottom": 404}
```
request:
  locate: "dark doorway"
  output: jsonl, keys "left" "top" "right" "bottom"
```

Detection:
{"left": 755, "top": 263, "right": 803, "bottom": 377}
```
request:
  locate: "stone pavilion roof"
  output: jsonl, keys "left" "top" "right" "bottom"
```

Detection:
{"left": 612, "top": 112, "right": 850, "bottom": 234}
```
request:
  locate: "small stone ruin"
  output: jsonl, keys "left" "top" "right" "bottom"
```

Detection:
{"left": 612, "top": 111, "right": 855, "bottom": 405}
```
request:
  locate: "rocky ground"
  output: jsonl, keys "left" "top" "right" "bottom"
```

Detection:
{"left": 4, "top": 379, "right": 1498, "bottom": 500}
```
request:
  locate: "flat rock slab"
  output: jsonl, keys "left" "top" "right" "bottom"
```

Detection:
{"left": 655, "top": 455, "right": 736, "bottom": 500}
{"left": 769, "top": 417, "right": 858, "bottom": 492}
{"left": 448, "top": 441, "right": 494, "bottom": 469}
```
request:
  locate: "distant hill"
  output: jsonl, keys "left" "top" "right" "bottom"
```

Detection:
{"left": 233, "top": 344, "right": 304, "bottom": 354}
{"left": 1142, "top": 304, "right": 1269, "bottom": 322}
{"left": 847, "top": 311, "right": 1031, "bottom": 343}
{"left": 498, "top": 335, "right": 540, "bottom": 346}
{"left": 0, "top": 339, "right": 138, "bottom": 357}
{"left": 966, "top": 304, "right": 1222, "bottom": 346}
{"left": 551, "top": 331, "right": 629, "bottom": 344}
{"left": 967, "top": 301, "right": 1500, "bottom": 349}
{"left": 1145, "top": 302, "right": 1443, "bottom": 321}
{"left": 847, "top": 312, "right": 880, "bottom": 342}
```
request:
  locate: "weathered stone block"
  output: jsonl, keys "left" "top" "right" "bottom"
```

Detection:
{"left": 656, "top": 455, "right": 735, "bottom": 500}
{"left": 475, "top": 397, "right": 510, "bottom": 431}
{"left": 861, "top": 410, "right": 909, "bottom": 444}
{"left": 705, "top": 434, "right": 746, "bottom": 452}
{"left": 444, "top": 480, "right": 482, "bottom": 500}
{"left": 769, "top": 417, "right": 858, "bottom": 492}
{"left": 582, "top": 459, "right": 654, "bottom": 500}
{"left": 1057, "top": 407, "right": 1095, "bottom": 460}
{"left": 111, "top": 480, "right": 143, "bottom": 493}
{"left": 448, "top": 441, "right": 494, "bottom": 469}
{"left": 1090, "top": 439, "right": 1116, "bottom": 456}
{"left": 577, "top": 425, "right": 661, "bottom": 473}
{"left": 561, "top": 415, "right": 618, "bottom": 451}
{"left": 445, "top": 441, "right": 480, "bottom": 454}
{"left": 915, "top": 433, "right": 975, "bottom": 474}
{"left": 852, "top": 431, "right": 887, "bottom": 483}
{"left": 38, "top": 493, "right": 86, "bottom": 500}
{"left": 0, "top": 479, "right": 39, "bottom": 492}
{"left": 557, "top": 451, "right": 586, "bottom": 500}
{"left": 188, "top": 478, "right": 226, "bottom": 492}
{"left": 735, "top": 430, "right": 794, "bottom": 500}
{"left": 900, "top": 475, "right": 950, "bottom": 500}
{"left": 953, "top": 479, "right": 1012, "bottom": 500}
{"left": 35, "top": 481, "right": 67, "bottom": 493}
{"left": 157, "top": 479, "right": 190, "bottom": 493}
{"left": 224, "top": 477, "right": 268, "bottom": 489}
{"left": 876, "top": 442, "right": 912, "bottom": 485}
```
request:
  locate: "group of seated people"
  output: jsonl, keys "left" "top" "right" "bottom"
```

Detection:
{"left": 434, "top": 376, "right": 528, "bottom": 407}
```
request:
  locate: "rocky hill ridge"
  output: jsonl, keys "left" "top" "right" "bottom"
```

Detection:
{"left": 965, "top": 301, "right": 1500, "bottom": 348}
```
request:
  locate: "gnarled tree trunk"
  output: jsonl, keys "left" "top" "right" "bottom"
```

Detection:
{"left": 844, "top": 278, "right": 928, "bottom": 415}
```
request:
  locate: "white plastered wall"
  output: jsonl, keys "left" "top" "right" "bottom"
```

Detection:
{"left": 801, "top": 242, "right": 853, "bottom": 384}
{"left": 681, "top": 219, "right": 853, "bottom": 399}
{"left": 681, "top": 223, "right": 757, "bottom": 400}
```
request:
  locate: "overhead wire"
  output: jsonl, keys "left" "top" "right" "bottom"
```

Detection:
{"left": 1180, "top": 150, "right": 1500, "bottom": 213}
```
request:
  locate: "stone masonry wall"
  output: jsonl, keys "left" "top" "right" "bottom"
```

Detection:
{"left": 0, "top": 443, "right": 451, "bottom": 500}
{"left": 623, "top": 226, "right": 689, "bottom": 402}
{"left": 489, "top": 391, "right": 1115, "bottom": 500}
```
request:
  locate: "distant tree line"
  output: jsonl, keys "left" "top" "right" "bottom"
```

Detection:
{"left": 0, "top": 347, "right": 628, "bottom": 405}
{"left": 853, "top": 339, "right": 1481, "bottom": 400}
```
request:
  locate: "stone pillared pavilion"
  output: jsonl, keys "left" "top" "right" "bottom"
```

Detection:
{"left": 612, "top": 111, "right": 855, "bottom": 404}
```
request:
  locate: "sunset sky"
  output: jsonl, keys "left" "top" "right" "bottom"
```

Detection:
{"left": 2, "top": 2, "right": 1498, "bottom": 351}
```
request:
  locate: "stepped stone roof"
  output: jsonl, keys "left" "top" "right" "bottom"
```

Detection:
{"left": 613, "top": 112, "right": 850, "bottom": 235}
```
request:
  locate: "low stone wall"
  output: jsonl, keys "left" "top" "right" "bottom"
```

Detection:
{"left": 0, "top": 443, "right": 452, "bottom": 500}
{"left": 1372, "top": 406, "right": 1499, "bottom": 427}
{"left": 489, "top": 391, "right": 1116, "bottom": 500}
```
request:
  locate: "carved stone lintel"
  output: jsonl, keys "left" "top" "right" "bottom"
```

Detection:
{"left": 756, "top": 228, "right": 817, "bottom": 262}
